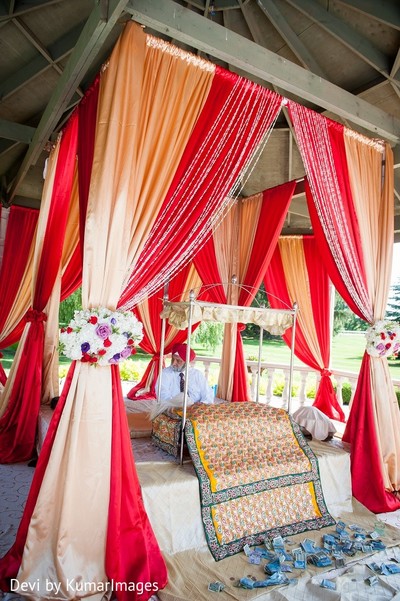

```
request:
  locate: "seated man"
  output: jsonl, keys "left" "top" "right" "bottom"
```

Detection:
{"left": 157, "top": 343, "right": 214, "bottom": 405}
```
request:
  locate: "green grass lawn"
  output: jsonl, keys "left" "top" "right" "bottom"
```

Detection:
{"left": 191, "top": 332, "right": 400, "bottom": 380}
{"left": 1, "top": 332, "right": 400, "bottom": 380}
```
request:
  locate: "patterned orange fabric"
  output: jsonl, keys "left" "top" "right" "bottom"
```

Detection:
{"left": 185, "top": 403, "right": 334, "bottom": 560}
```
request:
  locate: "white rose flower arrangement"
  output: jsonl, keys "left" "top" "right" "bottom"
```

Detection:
{"left": 365, "top": 320, "right": 400, "bottom": 358}
{"left": 60, "top": 308, "right": 143, "bottom": 366}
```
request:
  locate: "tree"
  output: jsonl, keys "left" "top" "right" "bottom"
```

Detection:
{"left": 333, "top": 292, "right": 368, "bottom": 334}
{"left": 386, "top": 279, "right": 400, "bottom": 323}
{"left": 59, "top": 288, "right": 82, "bottom": 326}
{"left": 194, "top": 321, "right": 224, "bottom": 353}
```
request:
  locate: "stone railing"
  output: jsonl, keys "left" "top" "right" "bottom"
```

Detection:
{"left": 196, "top": 355, "right": 400, "bottom": 409}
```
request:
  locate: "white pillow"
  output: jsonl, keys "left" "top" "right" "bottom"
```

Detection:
{"left": 292, "top": 406, "right": 336, "bottom": 441}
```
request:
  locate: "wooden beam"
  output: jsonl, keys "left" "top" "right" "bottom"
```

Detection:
{"left": 7, "top": 0, "right": 129, "bottom": 203}
{"left": 394, "top": 145, "right": 400, "bottom": 169}
{"left": 0, "top": 0, "right": 61, "bottom": 23}
{"left": 336, "top": 0, "right": 400, "bottom": 31}
{"left": 0, "top": 139, "right": 20, "bottom": 157}
{"left": 0, "top": 22, "right": 84, "bottom": 100}
{"left": 0, "top": 118, "right": 35, "bottom": 143}
{"left": 391, "top": 48, "right": 400, "bottom": 79}
{"left": 126, "top": 0, "right": 400, "bottom": 143}
{"left": 12, "top": 17, "right": 84, "bottom": 97}
{"left": 284, "top": 0, "right": 399, "bottom": 85}
{"left": 256, "top": 0, "right": 327, "bottom": 79}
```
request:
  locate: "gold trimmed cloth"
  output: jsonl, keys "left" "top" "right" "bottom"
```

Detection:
{"left": 161, "top": 301, "right": 293, "bottom": 334}
{"left": 184, "top": 403, "right": 335, "bottom": 560}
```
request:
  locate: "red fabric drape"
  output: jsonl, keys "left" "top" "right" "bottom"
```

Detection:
{"left": 59, "top": 78, "right": 99, "bottom": 301}
{"left": 194, "top": 181, "right": 294, "bottom": 401}
{"left": 0, "top": 114, "right": 78, "bottom": 463}
{"left": 105, "top": 366, "right": 168, "bottom": 598}
{"left": 119, "top": 68, "right": 282, "bottom": 308}
{"left": 232, "top": 181, "right": 296, "bottom": 400}
{"left": 0, "top": 362, "right": 74, "bottom": 589}
{"left": 264, "top": 236, "right": 345, "bottom": 422}
{"left": 292, "top": 108, "right": 371, "bottom": 322}
{"left": 0, "top": 45, "right": 283, "bottom": 597}
{"left": 288, "top": 102, "right": 398, "bottom": 512}
{"left": 0, "top": 355, "right": 5, "bottom": 386}
{"left": 0, "top": 206, "right": 39, "bottom": 349}
{"left": 0, "top": 82, "right": 104, "bottom": 585}
{"left": 127, "top": 266, "right": 199, "bottom": 400}
{"left": 342, "top": 354, "right": 400, "bottom": 512}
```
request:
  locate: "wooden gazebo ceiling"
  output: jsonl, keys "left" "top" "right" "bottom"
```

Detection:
{"left": 0, "top": 0, "right": 399, "bottom": 240}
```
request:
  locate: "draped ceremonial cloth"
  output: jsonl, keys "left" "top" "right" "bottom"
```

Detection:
{"left": 0, "top": 206, "right": 38, "bottom": 352}
{"left": 127, "top": 265, "right": 202, "bottom": 400}
{"left": 265, "top": 235, "right": 344, "bottom": 422}
{"left": 194, "top": 182, "right": 294, "bottom": 401}
{"left": 0, "top": 115, "right": 77, "bottom": 464}
{"left": 184, "top": 403, "right": 335, "bottom": 560}
{"left": 289, "top": 100, "right": 400, "bottom": 512}
{"left": 1, "top": 22, "right": 285, "bottom": 601}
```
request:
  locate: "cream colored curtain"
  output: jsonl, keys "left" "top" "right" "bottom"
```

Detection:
{"left": 344, "top": 135, "right": 400, "bottom": 491}
{"left": 215, "top": 195, "right": 263, "bottom": 400}
{"left": 17, "top": 22, "right": 215, "bottom": 598}
{"left": 0, "top": 143, "right": 59, "bottom": 417}
{"left": 278, "top": 237, "right": 325, "bottom": 366}
{"left": 137, "top": 264, "right": 202, "bottom": 350}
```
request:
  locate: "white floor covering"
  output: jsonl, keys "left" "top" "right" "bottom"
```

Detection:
{"left": 2, "top": 403, "right": 400, "bottom": 600}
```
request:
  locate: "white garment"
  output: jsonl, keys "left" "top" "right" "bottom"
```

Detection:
{"left": 157, "top": 365, "right": 214, "bottom": 404}
{"left": 292, "top": 406, "right": 336, "bottom": 441}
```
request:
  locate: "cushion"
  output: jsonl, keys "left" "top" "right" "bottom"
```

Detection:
{"left": 151, "top": 412, "right": 182, "bottom": 457}
{"left": 126, "top": 412, "right": 153, "bottom": 439}
{"left": 292, "top": 406, "right": 336, "bottom": 441}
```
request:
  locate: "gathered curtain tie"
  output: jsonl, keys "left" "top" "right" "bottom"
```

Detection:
{"left": 320, "top": 368, "right": 332, "bottom": 377}
{"left": 26, "top": 309, "right": 47, "bottom": 323}
{"left": 237, "top": 323, "right": 246, "bottom": 332}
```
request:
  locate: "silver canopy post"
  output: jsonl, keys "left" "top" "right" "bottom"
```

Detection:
{"left": 256, "top": 324, "right": 264, "bottom": 403}
{"left": 157, "top": 281, "right": 169, "bottom": 404}
{"left": 287, "top": 302, "right": 298, "bottom": 414}
{"left": 180, "top": 289, "right": 195, "bottom": 465}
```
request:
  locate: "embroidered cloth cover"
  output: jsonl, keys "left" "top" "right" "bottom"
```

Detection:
{"left": 184, "top": 403, "right": 335, "bottom": 560}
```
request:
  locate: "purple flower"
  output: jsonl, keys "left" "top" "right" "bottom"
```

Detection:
{"left": 120, "top": 347, "right": 131, "bottom": 359}
{"left": 81, "top": 342, "right": 90, "bottom": 353}
{"left": 112, "top": 353, "right": 121, "bottom": 361}
{"left": 95, "top": 323, "right": 112, "bottom": 340}
{"left": 110, "top": 318, "right": 117, "bottom": 325}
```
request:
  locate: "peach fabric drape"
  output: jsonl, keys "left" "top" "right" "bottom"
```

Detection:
{"left": 0, "top": 143, "right": 60, "bottom": 418}
{"left": 139, "top": 265, "right": 201, "bottom": 350}
{"left": 16, "top": 22, "right": 214, "bottom": 597}
{"left": 0, "top": 243, "right": 35, "bottom": 346}
{"left": 88, "top": 26, "right": 214, "bottom": 297}
{"left": 278, "top": 237, "right": 325, "bottom": 362}
{"left": 344, "top": 136, "right": 400, "bottom": 491}
{"left": 215, "top": 196, "right": 263, "bottom": 400}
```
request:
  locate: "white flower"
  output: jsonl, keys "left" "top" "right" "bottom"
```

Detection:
{"left": 365, "top": 320, "right": 400, "bottom": 358}
{"left": 59, "top": 308, "right": 143, "bottom": 366}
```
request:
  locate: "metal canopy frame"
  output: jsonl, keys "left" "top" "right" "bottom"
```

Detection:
{"left": 157, "top": 287, "right": 298, "bottom": 465}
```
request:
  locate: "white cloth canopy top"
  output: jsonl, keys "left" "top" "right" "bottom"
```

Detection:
{"left": 160, "top": 300, "right": 295, "bottom": 334}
